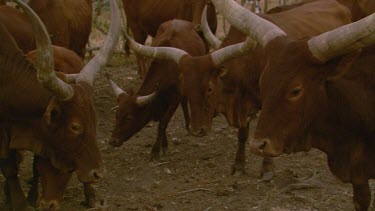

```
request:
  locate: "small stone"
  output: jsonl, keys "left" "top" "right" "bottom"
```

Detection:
{"left": 164, "top": 168, "right": 172, "bottom": 174}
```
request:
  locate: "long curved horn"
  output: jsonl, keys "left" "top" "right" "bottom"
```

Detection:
{"left": 14, "top": 0, "right": 74, "bottom": 101}
{"left": 63, "top": 73, "right": 78, "bottom": 83}
{"left": 211, "top": 37, "right": 257, "bottom": 66}
{"left": 136, "top": 92, "right": 157, "bottom": 107}
{"left": 211, "top": 0, "right": 286, "bottom": 47}
{"left": 118, "top": 0, "right": 188, "bottom": 64}
{"left": 308, "top": 12, "right": 375, "bottom": 62}
{"left": 201, "top": 6, "right": 222, "bottom": 49}
{"left": 76, "top": 0, "right": 121, "bottom": 85}
{"left": 105, "top": 72, "right": 126, "bottom": 98}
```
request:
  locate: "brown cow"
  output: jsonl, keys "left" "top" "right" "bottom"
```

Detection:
{"left": 0, "top": 0, "right": 120, "bottom": 210}
{"left": 213, "top": 0, "right": 375, "bottom": 210}
{"left": 124, "top": 0, "right": 353, "bottom": 178}
{"left": 122, "top": 0, "right": 217, "bottom": 77}
{"left": 26, "top": 47, "right": 101, "bottom": 210}
{"left": 27, "top": 0, "right": 92, "bottom": 58}
{"left": 0, "top": 5, "right": 98, "bottom": 208}
{"left": 0, "top": 2, "right": 98, "bottom": 209}
{"left": 0, "top": 0, "right": 92, "bottom": 58}
{"left": 108, "top": 19, "right": 206, "bottom": 161}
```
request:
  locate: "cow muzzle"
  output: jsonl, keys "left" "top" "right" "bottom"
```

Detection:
{"left": 250, "top": 138, "right": 283, "bottom": 157}
{"left": 77, "top": 166, "right": 106, "bottom": 183}
{"left": 190, "top": 127, "right": 210, "bottom": 137}
{"left": 90, "top": 167, "right": 106, "bottom": 182}
{"left": 39, "top": 199, "right": 60, "bottom": 211}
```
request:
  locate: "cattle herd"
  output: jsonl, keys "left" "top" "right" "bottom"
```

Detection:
{"left": 0, "top": 0, "right": 374, "bottom": 210}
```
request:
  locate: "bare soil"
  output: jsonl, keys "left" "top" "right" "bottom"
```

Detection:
{"left": 2, "top": 53, "right": 373, "bottom": 211}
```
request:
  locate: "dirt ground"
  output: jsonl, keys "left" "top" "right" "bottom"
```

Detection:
{"left": 1, "top": 4, "right": 375, "bottom": 211}
{"left": 2, "top": 53, "right": 373, "bottom": 211}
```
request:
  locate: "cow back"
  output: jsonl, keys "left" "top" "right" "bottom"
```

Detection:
{"left": 140, "top": 19, "right": 206, "bottom": 96}
{"left": 28, "top": 0, "right": 92, "bottom": 57}
{"left": 0, "top": 6, "right": 35, "bottom": 52}
{"left": 0, "top": 47, "right": 51, "bottom": 119}
{"left": 263, "top": 0, "right": 352, "bottom": 39}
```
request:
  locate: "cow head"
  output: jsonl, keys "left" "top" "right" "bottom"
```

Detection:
{"left": 212, "top": 0, "right": 375, "bottom": 156}
{"left": 216, "top": 69, "right": 261, "bottom": 128}
{"left": 253, "top": 37, "right": 326, "bottom": 156}
{"left": 37, "top": 157, "right": 72, "bottom": 211}
{"left": 107, "top": 74, "right": 157, "bottom": 146}
{"left": 119, "top": 1, "right": 257, "bottom": 136}
{"left": 178, "top": 55, "right": 221, "bottom": 136}
{"left": 10, "top": 0, "right": 121, "bottom": 182}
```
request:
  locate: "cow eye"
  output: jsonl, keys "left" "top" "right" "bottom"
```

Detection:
{"left": 207, "top": 82, "right": 215, "bottom": 95}
{"left": 71, "top": 122, "right": 83, "bottom": 134}
{"left": 291, "top": 89, "right": 301, "bottom": 96}
{"left": 288, "top": 86, "right": 303, "bottom": 101}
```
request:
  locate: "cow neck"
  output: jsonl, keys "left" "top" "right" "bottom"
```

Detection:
{"left": 8, "top": 117, "right": 74, "bottom": 172}
{"left": 8, "top": 118, "right": 44, "bottom": 154}
{"left": 138, "top": 85, "right": 172, "bottom": 122}
{"left": 137, "top": 61, "right": 178, "bottom": 121}
{"left": 308, "top": 61, "right": 374, "bottom": 182}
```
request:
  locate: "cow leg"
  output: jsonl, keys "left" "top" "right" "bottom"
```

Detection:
{"left": 150, "top": 103, "right": 179, "bottom": 162}
{"left": 231, "top": 125, "right": 249, "bottom": 175}
{"left": 1, "top": 152, "right": 33, "bottom": 210}
{"left": 180, "top": 97, "right": 190, "bottom": 133}
{"left": 352, "top": 182, "right": 370, "bottom": 211}
{"left": 83, "top": 182, "right": 106, "bottom": 208}
{"left": 27, "top": 155, "right": 40, "bottom": 207}
{"left": 260, "top": 157, "right": 275, "bottom": 181}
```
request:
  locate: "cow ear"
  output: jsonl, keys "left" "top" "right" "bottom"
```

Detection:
{"left": 43, "top": 98, "right": 62, "bottom": 127}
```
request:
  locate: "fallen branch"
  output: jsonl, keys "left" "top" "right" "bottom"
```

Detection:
{"left": 178, "top": 188, "right": 211, "bottom": 194}
{"left": 154, "top": 161, "right": 170, "bottom": 167}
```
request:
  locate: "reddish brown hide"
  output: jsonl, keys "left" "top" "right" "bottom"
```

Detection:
{"left": 25, "top": 47, "right": 100, "bottom": 210}
{"left": 0, "top": 0, "right": 92, "bottom": 58}
{"left": 1, "top": 4, "right": 96, "bottom": 208}
{"left": 121, "top": 0, "right": 354, "bottom": 177}
{"left": 212, "top": 0, "right": 375, "bottom": 210}
{"left": 180, "top": 0, "right": 352, "bottom": 176}
{"left": 122, "top": 0, "right": 217, "bottom": 77}
{"left": 109, "top": 20, "right": 206, "bottom": 162}
{"left": 0, "top": 0, "right": 121, "bottom": 209}
{"left": 253, "top": 36, "right": 375, "bottom": 211}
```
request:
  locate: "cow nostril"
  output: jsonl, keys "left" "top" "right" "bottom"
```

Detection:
{"left": 92, "top": 170, "right": 104, "bottom": 180}
{"left": 48, "top": 201, "right": 58, "bottom": 210}
{"left": 93, "top": 171, "right": 101, "bottom": 180}
{"left": 40, "top": 200, "right": 59, "bottom": 210}
{"left": 250, "top": 139, "right": 269, "bottom": 155}
{"left": 259, "top": 141, "right": 267, "bottom": 150}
